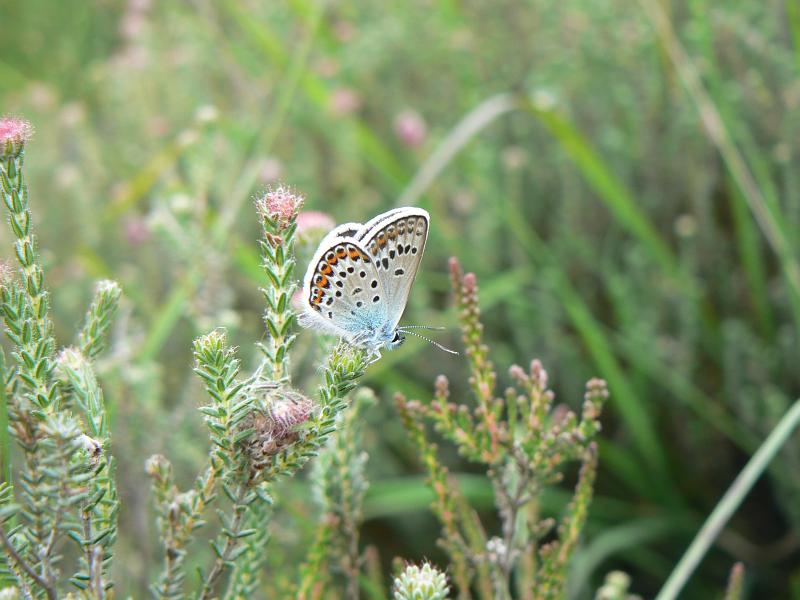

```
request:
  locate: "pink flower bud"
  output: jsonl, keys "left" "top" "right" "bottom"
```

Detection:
{"left": 124, "top": 217, "right": 151, "bottom": 246}
{"left": 330, "top": 87, "right": 362, "bottom": 116}
{"left": 256, "top": 185, "right": 304, "bottom": 227}
{"left": 296, "top": 210, "right": 335, "bottom": 240}
{"left": 393, "top": 109, "right": 427, "bottom": 148}
{"left": 0, "top": 117, "right": 33, "bottom": 147}
{"left": 258, "top": 157, "right": 284, "bottom": 184}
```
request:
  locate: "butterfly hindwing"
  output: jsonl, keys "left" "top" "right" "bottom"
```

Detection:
{"left": 302, "top": 236, "right": 388, "bottom": 339}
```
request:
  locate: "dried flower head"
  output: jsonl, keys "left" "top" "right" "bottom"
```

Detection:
{"left": 394, "top": 109, "right": 427, "bottom": 148}
{"left": 244, "top": 384, "right": 315, "bottom": 469}
{"left": 269, "top": 391, "right": 314, "bottom": 435}
{"left": 393, "top": 562, "right": 449, "bottom": 600}
{"left": 255, "top": 185, "right": 304, "bottom": 230}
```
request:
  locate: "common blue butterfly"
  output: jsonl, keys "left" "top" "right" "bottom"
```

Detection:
{"left": 300, "top": 207, "right": 455, "bottom": 360}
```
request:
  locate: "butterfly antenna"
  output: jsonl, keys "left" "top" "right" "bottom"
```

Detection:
{"left": 398, "top": 325, "right": 447, "bottom": 331}
{"left": 403, "top": 330, "right": 459, "bottom": 355}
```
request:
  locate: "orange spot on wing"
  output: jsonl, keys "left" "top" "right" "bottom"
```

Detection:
{"left": 377, "top": 233, "right": 386, "bottom": 247}
{"left": 318, "top": 276, "right": 329, "bottom": 288}
{"left": 336, "top": 247, "right": 347, "bottom": 258}
{"left": 348, "top": 247, "right": 360, "bottom": 260}
{"left": 327, "top": 255, "right": 338, "bottom": 266}
{"left": 320, "top": 264, "right": 333, "bottom": 275}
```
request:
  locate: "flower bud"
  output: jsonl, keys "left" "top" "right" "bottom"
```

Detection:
{"left": 0, "top": 116, "right": 33, "bottom": 159}
{"left": 393, "top": 562, "right": 449, "bottom": 600}
{"left": 394, "top": 109, "right": 427, "bottom": 148}
{"left": 255, "top": 185, "right": 304, "bottom": 230}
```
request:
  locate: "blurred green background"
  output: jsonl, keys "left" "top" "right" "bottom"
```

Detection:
{"left": 2, "top": 0, "right": 800, "bottom": 597}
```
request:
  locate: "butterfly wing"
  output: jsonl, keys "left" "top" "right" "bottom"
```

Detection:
{"left": 301, "top": 232, "right": 389, "bottom": 341}
{"left": 357, "top": 207, "right": 429, "bottom": 330}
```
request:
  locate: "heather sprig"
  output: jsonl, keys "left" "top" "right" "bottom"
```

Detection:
{"left": 299, "top": 388, "right": 375, "bottom": 599}
{"left": 148, "top": 455, "right": 218, "bottom": 600}
{"left": 148, "top": 190, "right": 368, "bottom": 600}
{"left": 398, "top": 257, "right": 608, "bottom": 599}
{"left": 78, "top": 280, "right": 122, "bottom": 362}
{"left": 256, "top": 185, "right": 304, "bottom": 381}
{"left": 193, "top": 330, "right": 250, "bottom": 479}
{"left": 57, "top": 348, "right": 119, "bottom": 597}
{"left": 0, "top": 117, "right": 122, "bottom": 600}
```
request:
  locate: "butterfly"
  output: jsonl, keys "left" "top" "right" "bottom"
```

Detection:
{"left": 300, "top": 207, "right": 456, "bottom": 361}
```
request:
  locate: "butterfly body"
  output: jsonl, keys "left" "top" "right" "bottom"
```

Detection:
{"left": 300, "top": 207, "right": 430, "bottom": 356}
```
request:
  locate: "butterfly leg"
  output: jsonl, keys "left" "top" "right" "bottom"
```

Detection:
{"left": 366, "top": 347, "right": 382, "bottom": 365}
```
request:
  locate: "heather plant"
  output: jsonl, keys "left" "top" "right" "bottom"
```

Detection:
{"left": 0, "top": 127, "right": 371, "bottom": 598}
{"left": 0, "top": 119, "right": 121, "bottom": 599}
{"left": 396, "top": 258, "right": 607, "bottom": 600}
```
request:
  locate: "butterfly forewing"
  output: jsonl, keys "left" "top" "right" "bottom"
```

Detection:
{"left": 358, "top": 208, "right": 429, "bottom": 329}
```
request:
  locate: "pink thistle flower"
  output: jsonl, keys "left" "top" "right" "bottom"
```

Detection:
{"left": 0, "top": 117, "right": 33, "bottom": 148}
{"left": 296, "top": 210, "right": 335, "bottom": 241}
{"left": 393, "top": 109, "right": 427, "bottom": 148}
{"left": 255, "top": 185, "right": 304, "bottom": 228}
{"left": 329, "top": 87, "right": 362, "bottom": 116}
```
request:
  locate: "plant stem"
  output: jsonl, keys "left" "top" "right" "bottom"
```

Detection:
{"left": 197, "top": 483, "right": 250, "bottom": 600}
{"left": 656, "top": 399, "right": 800, "bottom": 600}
